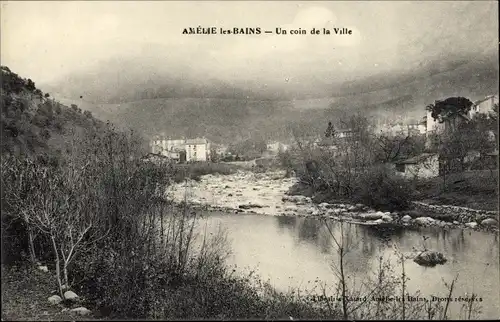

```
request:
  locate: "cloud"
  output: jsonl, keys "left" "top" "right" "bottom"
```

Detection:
{"left": 207, "top": 6, "right": 362, "bottom": 83}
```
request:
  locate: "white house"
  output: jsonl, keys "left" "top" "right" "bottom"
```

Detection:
{"left": 185, "top": 138, "right": 211, "bottom": 162}
{"left": 394, "top": 153, "right": 439, "bottom": 179}
{"left": 469, "top": 95, "right": 498, "bottom": 119}
{"left": 150, "top": 136, "right": 211, "bottom": 162}
{"left": 151, "top": 137, "right": 186, "bottom": 156}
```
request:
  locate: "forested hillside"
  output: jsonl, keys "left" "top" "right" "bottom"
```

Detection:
{"left": 0, "top": 66, "right": 147, "bottom": 160}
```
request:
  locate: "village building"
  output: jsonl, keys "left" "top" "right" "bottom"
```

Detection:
{"left": 185, "top": 138, "right": 211, "bottom": 162}
{"left": 393, "top": 153, "right": 440, "bottom": 179}
{"left": 150, "top": 136, "right": 211, "bottom": 162}
{"left": 469, "top": 95, "right": 498, "bottom": 118}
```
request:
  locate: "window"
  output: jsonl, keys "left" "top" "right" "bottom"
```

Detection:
{"left": 395, "top": 164, "right": 405, "bottom": 173}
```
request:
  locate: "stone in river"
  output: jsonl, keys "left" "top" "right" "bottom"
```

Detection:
{"left": 381, "top": 214, "right": 393, "bottom": 222}
{"left": 401, "top": 215, "right": 412, "bottom": 222}
{"left": 465, "top": 222, "right": 478, "bottom": 229}
{"left": 413, "top": 251, "right": 447, "bottom": 267}
{"left": 481, "top": 218, "right": 498, "bottom": 227}
{"left": 414, "top": 217, "right": 435, "bottom": 226}
{"left": 360, "top": 212, "right": 383, "bottom": 220}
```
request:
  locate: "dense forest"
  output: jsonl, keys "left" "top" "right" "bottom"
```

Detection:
{"left": 1, "top": 66, "right": 148, "bottom": 161}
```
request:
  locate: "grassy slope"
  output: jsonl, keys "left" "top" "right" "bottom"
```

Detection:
{"left": 414, "top": 170, "right": 499, "bottom": 211}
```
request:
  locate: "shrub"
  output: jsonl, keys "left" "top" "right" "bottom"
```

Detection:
{"left": 352, "top": 166, "right": 414, "bottom": 211}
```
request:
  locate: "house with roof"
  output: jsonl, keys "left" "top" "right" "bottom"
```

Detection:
{"left": 469, "top": 95, "right": 498, "bottom": 119}
{"left": 150, "top": 136, "right": 211, "bottom": 162}
{"left": 393, "top": 153, "right": 439, "bottom": 179}
{"left": 185, "top": 137, "right": 211, "bottom": 162}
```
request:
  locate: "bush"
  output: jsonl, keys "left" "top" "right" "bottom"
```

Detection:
{"left": 352, "top": 166, "right": 414, "bottom": 211}
{"left": 171, "top": 162, "right": 237, "bottom": 183}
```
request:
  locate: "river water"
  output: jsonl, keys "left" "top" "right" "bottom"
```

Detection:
{"left": 169, "top": 170, "right": 500, "bottom": 319}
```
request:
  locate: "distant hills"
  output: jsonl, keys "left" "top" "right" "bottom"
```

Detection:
{"left": 42, "top": 50, "right": 499, "bottom": 144}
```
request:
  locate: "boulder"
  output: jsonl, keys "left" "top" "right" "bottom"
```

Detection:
{"left": 373, "top": 219, "right": 385, "bottom": 225}
{"left": 70, "top": 307, "right": 91, "bottom": 316}
{"left": 381, "top": 214, "right": 393, "bottom": 222}
{"left": 360, "top": 212, "right": 383, "bottom": 220}
{"left": 37, "top": 265, "right": 49, "bottom": 272}
{"left": 414, "top": 251, "right": 447, "bottom": 267}
{"left": 401, "top": 215, "right": 412, "bottom": 222}
{"left": 436, "top": 220, "right": 447, "bottom": 227}
{"left": 481, "top": 218, "right": 498, "bottom": 227}
{"left": 326, "top": 209, "right": 337, "bottom": 215}
{"left": 311, "top": 210, "right": 320, "bottom": 216}
{"left": 63, "top": 290, "right": 79, "bottom": 301}
{"left": 414, "top": 217, "right": 435, "bottom": 226}
{"left": 465, "top": 222, "right": 478, "bottom": 229}
{"left": 48, "top": 295, "right": 62, "bottom": 305}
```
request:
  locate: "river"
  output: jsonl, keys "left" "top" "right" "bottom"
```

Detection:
{"left": 168, "top": 170, "right": 500, "bottom": 319}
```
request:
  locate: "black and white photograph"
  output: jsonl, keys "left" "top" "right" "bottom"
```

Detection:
{"left": 1, "top": 1, "right": 499, "bottom": 320}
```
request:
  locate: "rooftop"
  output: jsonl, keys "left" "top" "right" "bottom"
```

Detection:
{"left": 394, "top": 153, "right": 437, "bottom": 165}
{"left": 185, "top": 138, "right": 209, "bottom": 145}
{"left": 474, "top": 94, "right": 498, "bottom": 105}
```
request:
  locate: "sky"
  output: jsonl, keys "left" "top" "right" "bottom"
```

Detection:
{"left": 1, "top": 1, "right": 498, "bottom": 87}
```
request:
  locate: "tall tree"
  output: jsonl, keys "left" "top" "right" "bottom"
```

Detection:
{"left": 426, "top": 97, "right": 473, "bottom": 133}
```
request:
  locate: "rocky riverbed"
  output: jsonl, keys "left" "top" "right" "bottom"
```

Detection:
{"left": 167, "top": 170, "right": 499, "bottom": 232}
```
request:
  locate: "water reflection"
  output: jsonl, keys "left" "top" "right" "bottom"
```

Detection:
{"left": 195, "top": 213, "right": 500, "bottom": 319}
{"left": 276, "top": 215, "right": 297, "bottom": 232}
{"left": 297, "top": 217, "right": 322, "bottom": 243}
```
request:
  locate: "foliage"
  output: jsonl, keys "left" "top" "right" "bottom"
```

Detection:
{"left": 228, "top": 137, "right": 267, "bottom": 159}
{"left": 1, "top": 67, "right": 343, "bottom": 320}
{"left": 325, "top": 121, "right": 335, "bottom": 138}
{"left": 170, "top": 162, "right": 238, "bottom": 183}
{"left": 374, "top": 134, "right": 425, "bottom": 162}
{"left": 351, "top": 166, "right": 414, "bottom": 211}
{"left": 1, "top": 65, "right": 106, "bottom": 158}
{"left": 285, "top": 115, "right": 417, "bottom": 211}
{"left": 425, "top": 96, "right": 474, "bottom": 123}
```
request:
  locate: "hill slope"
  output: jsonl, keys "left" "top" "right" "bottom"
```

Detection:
{"left": 44, "top": 51, "right": 499, "bottom": 143}
{"left": 0, "top": 66, "right": 124, "bottom": 159}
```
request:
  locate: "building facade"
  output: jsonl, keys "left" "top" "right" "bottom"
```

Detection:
{"left": 469, "top": 95, "right": 498, "bottom": 119}
{"left": 150, "top": 136, "right": 211, "bottom": 162}
{"left": 394, "top": 153, "right": 439, "bottom": 179}
{"left": 185, "top": 138, "right": 211, "bottom": 162}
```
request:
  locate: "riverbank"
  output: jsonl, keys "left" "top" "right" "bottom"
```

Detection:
{"left": 1, "top": 265, "right": 99, "bottom": 321}
{"left": 168, "top": 170, "right": 499, "bottom": 233}
{"left": 1, "top": 262, "right": 342, "bottom": 321}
